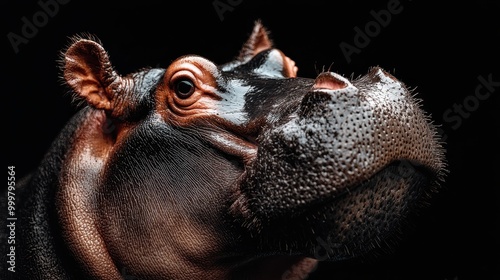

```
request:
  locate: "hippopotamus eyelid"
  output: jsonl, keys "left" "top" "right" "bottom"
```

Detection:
{"left": 169, "top": 56, "right": 220, "bottom": 80}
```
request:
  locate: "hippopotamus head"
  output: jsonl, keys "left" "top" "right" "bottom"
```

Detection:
{"left": 13, "top": 21, "right": 445, "bottom": 279}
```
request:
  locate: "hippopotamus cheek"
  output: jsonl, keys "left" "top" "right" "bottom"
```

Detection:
{"left": 95, "top": 180, "right": 237, "bottom": 278}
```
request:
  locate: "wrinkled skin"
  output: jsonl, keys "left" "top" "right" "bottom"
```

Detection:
{"left": 1, "top": 21, "right": 445, "bottom": 280}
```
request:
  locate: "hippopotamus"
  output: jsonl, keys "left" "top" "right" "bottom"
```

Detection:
{"left": 1, "top": 20, "right": 446, "bottom": 279}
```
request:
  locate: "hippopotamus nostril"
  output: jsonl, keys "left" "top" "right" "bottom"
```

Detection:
{"left": 298, "top": 72, "right": 361, "bottom": 118}
{"left": 367, "top": 66, "right": 399, "bottom": 83}
{"left": 313, "top": 72, "right": 350, "bottom": 91}
{"left": 308, "top": 72, "right": 360, "bottom": 104}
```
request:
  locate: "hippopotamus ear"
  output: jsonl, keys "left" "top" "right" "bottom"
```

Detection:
{"left": 62, "top": 36, "right": 122, "bottom": 111}
{"left": 234, "top": 20, "right": 298, "bottom": 77}
{"left": 237, "top": 20, "right": 274, "bottom": 61}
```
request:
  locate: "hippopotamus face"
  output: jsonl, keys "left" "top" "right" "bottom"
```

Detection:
{"left": 11, "top": 21, "right": 445, "bottom": 279}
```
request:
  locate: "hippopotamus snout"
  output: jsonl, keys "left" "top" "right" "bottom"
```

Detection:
{"left": 231, "top": 66, "right": 445, "bottom": 260}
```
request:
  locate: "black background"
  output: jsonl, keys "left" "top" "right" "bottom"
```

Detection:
{"left": 3, "top": 0, "right": 499, "bottom": 279}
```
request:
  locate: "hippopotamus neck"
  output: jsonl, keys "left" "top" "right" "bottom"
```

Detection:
{"left": 15, "top": 109, "right": 93, "bottom": 279}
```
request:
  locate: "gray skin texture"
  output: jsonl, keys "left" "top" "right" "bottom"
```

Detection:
{"left": 0, "top": 21, "right": 445, "bottom": 280}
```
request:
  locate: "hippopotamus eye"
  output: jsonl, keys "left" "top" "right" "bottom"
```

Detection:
{"left": 174, "top": 79, "right": 195, "bottom": 99}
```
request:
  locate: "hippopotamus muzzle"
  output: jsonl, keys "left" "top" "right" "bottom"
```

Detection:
{"left": 231, "top": 66, "right": 446, "bottom": 261}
